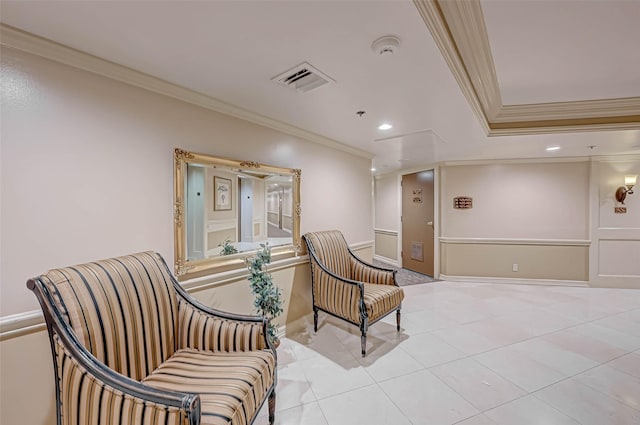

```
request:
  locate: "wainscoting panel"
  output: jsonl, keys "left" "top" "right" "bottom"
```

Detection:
{"left": 599, "top": 239, "right": 640, "bottom": 277}
{"left": 374, "top": 229, "right": 398, "bottom": 264}
{"left": 440, "top": 238, "right": 589, "bottom": 281}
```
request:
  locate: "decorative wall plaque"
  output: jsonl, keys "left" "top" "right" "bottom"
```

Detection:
{"left": 412, "top": 188, "right": 423, "bottom": 203}
{"left": 454, "top": 196, "right": 473, "bottom": 209}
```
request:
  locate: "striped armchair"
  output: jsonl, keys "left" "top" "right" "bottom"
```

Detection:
{"left": 303, "top": 230, "right": 405, "bottom": 357}
{"left": 27, "top": 251, "right": 276, "bottom": 425}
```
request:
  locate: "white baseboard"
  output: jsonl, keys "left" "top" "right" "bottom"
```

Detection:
{"left": 373, "top": 255, "right": 399, "bottom": 267}
{"left": 439, "top": 274, "right": 589, "bottom": 287}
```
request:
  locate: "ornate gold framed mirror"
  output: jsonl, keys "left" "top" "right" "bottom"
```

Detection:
{"left": 174, "top": 148, "right": 301, "bottom": 280}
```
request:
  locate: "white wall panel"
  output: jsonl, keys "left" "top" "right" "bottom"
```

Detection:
{"left": 599, "top": 240, "right": 640, "bottom": 277}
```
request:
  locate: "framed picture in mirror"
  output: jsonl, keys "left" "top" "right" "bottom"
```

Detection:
{"left": 214, "top": 176, "right": 232, "bottom": 211}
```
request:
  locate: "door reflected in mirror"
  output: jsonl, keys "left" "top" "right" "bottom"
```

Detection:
{"left": 174, "top": 149, "right": 301, "bottom": 280}
{"left": 186, "top": 164, "right": 294, "bottom": 261}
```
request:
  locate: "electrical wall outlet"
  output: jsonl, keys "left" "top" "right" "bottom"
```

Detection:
{"left": 512, "top": 263, "right": 519, "bottom": 272}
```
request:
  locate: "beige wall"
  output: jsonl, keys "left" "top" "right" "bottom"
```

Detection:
{"left": 439, "top": 161, "right": 591, "bottom": 281}
{"left": 440, "top": 242, "right": 589, "bottom": 281}
{"left": 374, "top": 174, "right": 400, "bottom": 232}
{"left": 0, "top": 329, "right": 56, "bottom": 425}
{"left": 374, "top": 173, "right": 400, "bottom": 261}
{"left": 0, "top": 46, "right": 373, "bottom": 317}
{"left": 440, "top": 161, "right": 590, "bottom": 239}
{"left": 0, "top": 44, "right": 375, "bottom": 425}
{"left": 372, "top": 159, "right": 640, "bottom": 287}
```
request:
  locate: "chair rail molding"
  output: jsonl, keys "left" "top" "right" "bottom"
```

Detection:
{"left": 439, "top": 237, "right": 591, "bottom": 246}
{"left": 0, "top": 241, "right": 372, "bottom": 341}
{"left": 374, "top": 228, "right": 399, "bottom": 236}
{"left": 0, "top": 310, "right": 45, "bottom": 341}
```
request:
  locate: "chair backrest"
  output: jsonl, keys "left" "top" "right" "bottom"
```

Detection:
{"left": 303, "top": 230, "right": 352, "bottom": 279}
{"left": 37, "top": 251, "right": 178, "bottom": 381}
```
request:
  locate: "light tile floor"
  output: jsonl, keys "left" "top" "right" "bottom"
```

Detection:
{"left": 256, "top": 281, "right": 640, "bottom": 425}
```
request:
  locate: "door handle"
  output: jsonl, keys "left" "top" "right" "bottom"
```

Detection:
{"left": 427, "top": 221, "right": 433, "bottom": 227}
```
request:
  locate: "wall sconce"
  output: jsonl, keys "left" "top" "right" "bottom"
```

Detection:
{"left": 615, "top": 175, "right": 637, "bottom": 204}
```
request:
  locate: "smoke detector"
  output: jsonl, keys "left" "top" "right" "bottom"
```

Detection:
{"left": 371, "top": 35, "right": 401, "bottom": 56}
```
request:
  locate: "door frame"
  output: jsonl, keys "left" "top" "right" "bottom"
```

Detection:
{"left": 397, "top": 164, "right": 441, "bottom": 279}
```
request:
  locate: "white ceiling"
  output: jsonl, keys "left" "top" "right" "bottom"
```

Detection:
{"left": 1, "top": 0, "right": 639, "bottom": 175}
{"left": 482, "top": 0, "right": 640, "bottom": 105}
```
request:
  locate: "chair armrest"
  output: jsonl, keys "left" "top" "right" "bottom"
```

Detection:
{"left": 29, "top": 278, "right": 200, "bottom": 424}
{"left": 308, "top": 251, "right": 365, "bottom": 324}
{"left": 52, "top": 332, "right": 199, "bottom": 424}
{"left": 349, "top": 256, "right": 397, "bottom": 286}
{"left": 174, "top": 286, "right": 272, "bottom": 353}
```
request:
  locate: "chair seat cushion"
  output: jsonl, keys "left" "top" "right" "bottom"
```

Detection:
{"left": 142, "top": 348, "right": 275, "bottom": 425}
{"left": 363, "top": 283, "right": 405, "bottom": 322}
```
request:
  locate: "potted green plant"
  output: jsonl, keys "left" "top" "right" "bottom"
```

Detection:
{"left": 219, "top": 238, "right": 238, "bottom": 255}
{"left": 246, "top": 243, "right": 283, "bottom": 347}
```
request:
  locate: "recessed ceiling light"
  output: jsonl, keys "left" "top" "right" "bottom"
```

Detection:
{"left": 371, "top": 168, "right": 377, "bottom": 172}
{"left": 378, "top": 123, "right": 392, "bottom": 130}
{"left": 546, "top": 146, "right": 561, "bottom": 151}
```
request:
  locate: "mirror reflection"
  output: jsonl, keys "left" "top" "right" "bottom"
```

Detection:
{"left": 185, "top": 164, "right": 294, "bottom": 260}
{"left": 174, "top": 149, "right": 301, "bottom": 279}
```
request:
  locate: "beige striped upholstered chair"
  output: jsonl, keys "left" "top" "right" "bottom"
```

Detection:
{"left": 303, "top": 230, "right": 405, "bottom": 357}
{"left": 27, "top": 251, "right": 276, "bottom": 425}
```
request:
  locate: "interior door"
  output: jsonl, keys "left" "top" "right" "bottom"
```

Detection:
{"left": 239, "top": 179, "right": 254, "bottom": 242}
{"left": 186, "top": 165, "right": 205, "bottom": 261}
{"left": 402, "top": 170, "right": 435, "bottom": 276}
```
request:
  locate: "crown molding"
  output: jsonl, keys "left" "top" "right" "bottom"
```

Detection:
{"left": 0, "top": 24, "right": 374, "bottom": 160}
{"left": 413, "top": 0, "right": 640, "bottom": 136}
{"left": 496, "top": 97, "right": 640, "bottom": 122}
{"left": 441, "top": 156, "right": 591, "bottom": 167}
{"left": 591, "top": 154, "right": 640, "bottom": 162}
{"left": 487, "top": 116, "right": 640, "bottom": 136}
{"left": 435, "top": 0, "right": 502, "bottom": 119}
{"left": 413, "top": 0, "right": 490, "bottom": 134}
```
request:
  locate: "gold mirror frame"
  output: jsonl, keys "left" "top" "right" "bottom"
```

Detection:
{"left": 174, "top": 148, "right": 301, "bottom": 280}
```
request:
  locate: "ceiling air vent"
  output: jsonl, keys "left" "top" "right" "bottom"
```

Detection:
{"left": 272, "top": 62, "right": 334, "bottom": 93}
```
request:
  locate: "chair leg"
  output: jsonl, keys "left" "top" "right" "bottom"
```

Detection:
{"left": 268, "top": 390, "right": 276, "bottom": 425}
{"left": 396, "top": 308, "right": 401, "bottom": 331}
{"left": 360, "top": 317, "right": 368, "bottom": 357}
{"left": 313, "top": 307, "right": 318, "bottom": 332}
